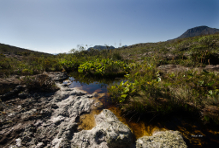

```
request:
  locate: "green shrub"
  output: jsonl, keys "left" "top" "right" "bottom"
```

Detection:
{"left": 109, "top": 80, "right": 138, "bottom": 103}
{"left": 78, "top": 58, "right": 130, "bottom": 76}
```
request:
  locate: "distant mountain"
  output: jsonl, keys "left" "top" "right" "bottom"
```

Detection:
{"left": 176, "top": 26, "right": 219, "bottom": 39}
{"left": 87, "top": 45, "right": 115, "bottom": 51}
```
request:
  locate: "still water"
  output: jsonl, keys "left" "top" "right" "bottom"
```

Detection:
{"left": 65, "top": 72, "right": 219, "bottom": 147}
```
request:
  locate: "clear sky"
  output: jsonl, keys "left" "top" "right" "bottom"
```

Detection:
{"left": 0, "top": 0, "right": 219, "bottom": 54}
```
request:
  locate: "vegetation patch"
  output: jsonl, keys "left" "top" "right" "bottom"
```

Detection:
{"left": 78, "top": 58, "right": 130, "bottom": 76}
{"left": 21, "top": 74, "right": 59, "bottom": 92}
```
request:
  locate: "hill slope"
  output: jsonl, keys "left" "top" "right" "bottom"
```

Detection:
{"left": 0, "top": 43, "right": 52, "bottom": 56}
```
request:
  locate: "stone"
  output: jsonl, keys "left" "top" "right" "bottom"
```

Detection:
{"left": 136, "top": 130, "right": 187, "bottom": 148}
{"left": 71, "top": 109, "right": 134, "bottom": 148}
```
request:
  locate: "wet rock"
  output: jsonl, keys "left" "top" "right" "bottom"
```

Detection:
{"left": 136, "top": 130, "right": 187, "bottom": 148}
{"left": 71, "top": 109, "right": 134, "bottom": 148}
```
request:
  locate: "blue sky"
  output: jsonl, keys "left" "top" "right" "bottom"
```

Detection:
{"left": 0, "top": 0, "right": 219, "bottom": 54}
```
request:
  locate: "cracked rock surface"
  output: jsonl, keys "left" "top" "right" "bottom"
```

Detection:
{"left": 1, "top": 83, "right": 94, "bottom": 148}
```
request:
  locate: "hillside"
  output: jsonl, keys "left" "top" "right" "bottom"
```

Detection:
{"left": 176, "top": 25, "right": 219, "bottom": 39}
{"left": 0, "top": 43, "right": 57, "bottom": 78}
{"left": 0, "top": 43, "right": 52, "bottom": 56}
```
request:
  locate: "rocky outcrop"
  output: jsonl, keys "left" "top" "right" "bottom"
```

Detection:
{"left": 1, "top": 82, "right": 93, "bottom": 148}
{"left": 72, "top": 109, "right": 134, "bottom": 148}
{"left": 1, "top": 82, "right": 135, "bottom": 148}
{"left": 1, "top": 74, "right": 188, "bottom": 148}
{"left": 136, "top": 130, "right": 187, "bottom": 148}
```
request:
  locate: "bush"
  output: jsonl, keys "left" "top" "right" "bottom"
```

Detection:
{"left": 21, "top": 74, "right": 58, "bottom": 92}
{"left": 78, "top": 58, "right": 130, "bottom": 76}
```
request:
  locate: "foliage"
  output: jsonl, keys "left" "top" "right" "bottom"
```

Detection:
{"left": 109, "top": 80, "right": 138, "bottom": 103}
{"left": 78, "top": 58, "right": 130, "bottom": 76}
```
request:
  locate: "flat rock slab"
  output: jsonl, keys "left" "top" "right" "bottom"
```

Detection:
{"left": 136, "top": 130, "right": 187, "bottom": 148}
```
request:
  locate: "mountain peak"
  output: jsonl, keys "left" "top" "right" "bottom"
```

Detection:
{"left": 176, "top": 26, "right": 219, "bottom": 39}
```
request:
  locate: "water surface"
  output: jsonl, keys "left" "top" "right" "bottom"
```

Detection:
{"left": 65, "top": 73, "right": 219, "bottom": 147}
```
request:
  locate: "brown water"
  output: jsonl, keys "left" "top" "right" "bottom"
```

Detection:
{"left": 66, "top": 75, "right": 219, "bottom": 147}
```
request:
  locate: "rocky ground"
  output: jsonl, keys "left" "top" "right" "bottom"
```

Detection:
{"left": 0, "top": 72, "right": 187, "bottom": 148}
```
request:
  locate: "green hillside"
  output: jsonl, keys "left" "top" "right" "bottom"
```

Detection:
{"left": 1, "top": 33, "right": 219, "bottom": 125}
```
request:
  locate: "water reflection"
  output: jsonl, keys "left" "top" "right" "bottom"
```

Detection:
{"left": 65, "top": 73, "right": 219, "bottom": 147}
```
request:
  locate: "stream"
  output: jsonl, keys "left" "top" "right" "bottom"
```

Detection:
{"left": 66, "top": 72, "right": 219, "bottom": 148}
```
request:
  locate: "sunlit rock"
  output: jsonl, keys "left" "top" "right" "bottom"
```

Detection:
{"left": 136, "top": 130, "right": 187, "bottom": 148}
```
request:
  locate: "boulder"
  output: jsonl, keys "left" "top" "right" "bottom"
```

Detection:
{"left": 136, "top": 130, "right": 187, "bottom": 148}
{"left": 71, "top": 109, "right": 134, "bottom": 148}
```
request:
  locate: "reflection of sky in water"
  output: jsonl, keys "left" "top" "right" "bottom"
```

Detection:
{"left": 68, "top": 77, "right": 108, "bottom": 94}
